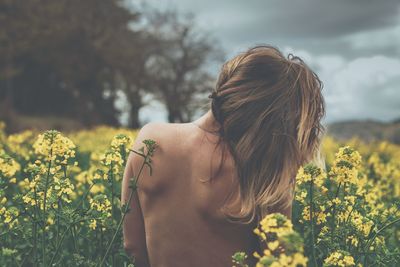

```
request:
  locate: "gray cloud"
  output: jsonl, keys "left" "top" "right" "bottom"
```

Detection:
{"left": 247, "top": 0, "right": 399, "bottom": 38}
{"left": 137, "top": 0, "right": 400, "bottom": 123}
{"left": 141, "top": 0, "right": 400, "bottom": 57}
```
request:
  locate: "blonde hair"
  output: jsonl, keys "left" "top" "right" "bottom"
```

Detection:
{"left": 208, "top": 45, "right": 326, "bottom": 223}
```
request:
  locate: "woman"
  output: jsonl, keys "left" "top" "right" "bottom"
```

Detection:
{"left": 121, "top": 45, "right": 326, "bottom": 267}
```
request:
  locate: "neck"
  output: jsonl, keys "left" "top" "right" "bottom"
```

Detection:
{"left": 192, "top": 109, "right": 221, "bottom": 134}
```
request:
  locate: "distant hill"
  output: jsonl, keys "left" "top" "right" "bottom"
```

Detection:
{"left": 326, "top": 118, "right": 400, "bottom": 144}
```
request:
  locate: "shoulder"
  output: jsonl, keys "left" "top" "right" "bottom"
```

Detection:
{"left": 135, "top": 121, "right": 170, "bottom": 141}
{"left": 134, "top": 121, "right": 190, "bottom": 153}
{"left": 134, "top": 121, "right": 183, "bottom": 141}
{"left": 133, "top": 122, "right": 171, "bottom": 151}
{"left": 128, "top": 122, "right": 187, "bottom": 192}
{"left": 130, "top": 121, "right": 173, "bottom": 167}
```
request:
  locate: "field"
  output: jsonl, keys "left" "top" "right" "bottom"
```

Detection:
{"left": 0, "top": 122, "right": 399, "bottom": 266}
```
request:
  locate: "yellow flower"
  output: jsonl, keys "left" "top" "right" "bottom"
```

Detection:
{"left": 253, "top": 251, "right": 261, "bottom": 259}
{"left": 33, "top": 130, "right": 76, "bottom": 163}
{"left": 296, "top": 166, "right": 312, "bottom": 184}
{"left": 91, "top": 184, "right": 106, "bottom": 194}
{"left": 110, "top": 134, "right": 132, "bottom": 151}
{"left": 347, "top": 235, "right": 359, "bottom": 247}
{"left": 329, "top": 146, "right": 362, "bottom": 185}
{"left": 343, "top": 256, "right": 355, "bottom": 266}
{"left": 89, "top": 194, "right": 112, "bottom": 217}
{"left": 324, "top": 251, "right": 355, "bottom": 267}
{"left": 259, "top": 213, "right": 293, "bottom": 237}
{"left": 292, "top": 252, "right": 308, "bottom": 266}
{"left": 89, "top": 219, "right": 97, "bottom": 230}
{"left": 0, "top": 153, "right": 21, "bottom": 178}
{"left": 267, "top": 240, "right": 280, "bottom": 251}
{"left": 47, "top": 217, "right": 54, "bottom": 225}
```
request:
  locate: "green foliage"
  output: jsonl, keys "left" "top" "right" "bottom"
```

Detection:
{"left": 0, "top": 128, "right": 157, "bottom": 266}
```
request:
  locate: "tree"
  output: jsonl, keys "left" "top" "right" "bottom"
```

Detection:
{"left": 0, "top": 0, "right": 226, "bottom": 130}
{"left": 141, "top": 7, "right": 225, "bottom": 123}
{"left": 0, "top": 0, "right": 145, "bottom": 129}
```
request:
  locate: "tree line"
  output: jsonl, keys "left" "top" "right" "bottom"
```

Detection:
{"left": 0, "top": 0, "right": 224, "bottom": 131}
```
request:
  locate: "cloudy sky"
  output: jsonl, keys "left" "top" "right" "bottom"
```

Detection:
{"left": 134, "top": 0, "right": 400, "bottom": 125}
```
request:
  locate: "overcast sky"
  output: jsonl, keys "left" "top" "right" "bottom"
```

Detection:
{"left": 131, "top": 0, "right": 400, "bottom": 125}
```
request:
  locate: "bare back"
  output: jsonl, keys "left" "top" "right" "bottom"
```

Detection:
{"left": 134, "top": 122, "right": 258, "bottom": 267}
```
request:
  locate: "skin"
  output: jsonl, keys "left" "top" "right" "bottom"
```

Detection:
{"left": 122, "top": 109, "right": 286, "bottom": 267}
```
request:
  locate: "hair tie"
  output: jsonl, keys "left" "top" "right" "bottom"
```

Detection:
{"left": 208, "top": 91, "right": 219, "bottom": 99}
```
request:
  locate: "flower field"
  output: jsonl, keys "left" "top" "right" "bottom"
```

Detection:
{"left": 0, "top": 122, "right": 399, "bottom": 266}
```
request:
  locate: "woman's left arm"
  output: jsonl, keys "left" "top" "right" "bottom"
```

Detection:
{"left": 122, "top": 126, "right": 153, "bottom": 267}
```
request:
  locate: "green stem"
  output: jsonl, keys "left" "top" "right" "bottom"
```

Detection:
{"left": 47, "top": 218, "right": 90, "bottom": 266}
{"left": 98, "top": 148, "right": 149, "bottom": 266}
{"left": 42, "top": 160, "right": 52, "bottom": 266}
{"left": 20, "top": 247, "right": 33, "bottom": 267}
{"left": 45, "top": 182, "right": 94, "bottom": 266}
{"left": 111, "top": 164, "right": 115, "bottom": 219}
{"left": 57, "top": 198, "right": 61, "bottom": 244}
{"left": 309, "top": 178, "right": 318, "bottom": 267}
{"left": 33, "top": 185, "right": 39, "bottom": 266}
{"left": 364, "top": 217, "right": 400, "bottom": 251}
{"left": 110, "top": 163, "right": 115, "bottom": 266}
{"left": 71, "top": 226, "right": 77, "bottom": 252}
{"left": 74, "top": 183, "right": 95, "bottom": 214}
{"left": 330, "top": 182, "right": 342, "bottom": 222}
{"left": 33, "top": 219, "right": 37, "bottom": 267}
{"left": 362, "top": 217, "right": 400, "bottom": 266}
{"left": 41, "top": 135, "right": 54, "bottom": 267}
{"left": 48, "top": 225, "right": 70, "bottom": 266}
